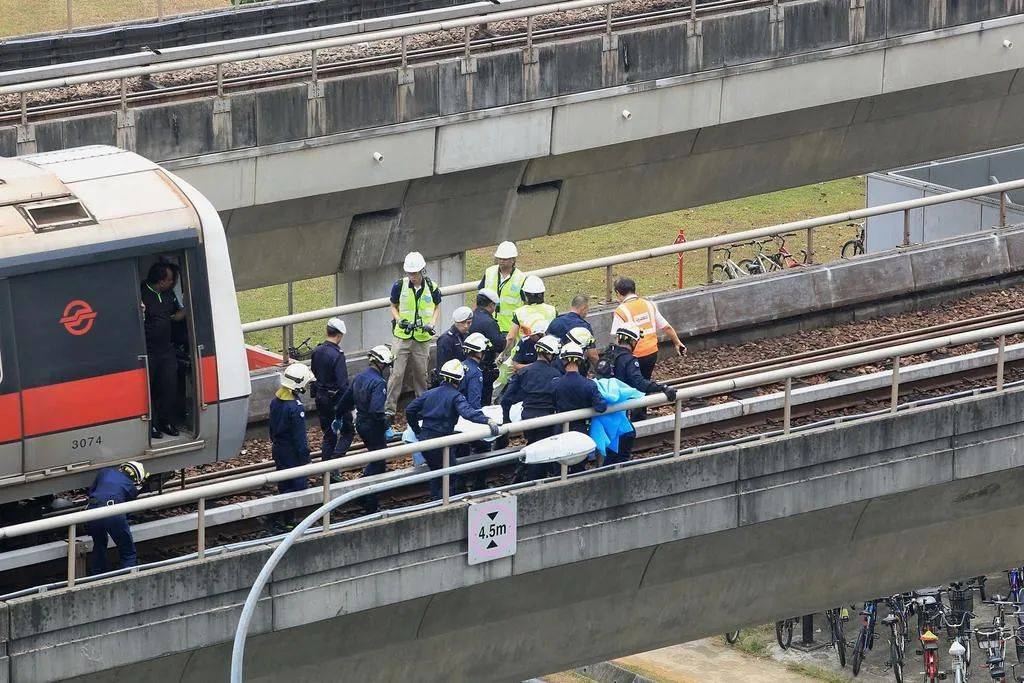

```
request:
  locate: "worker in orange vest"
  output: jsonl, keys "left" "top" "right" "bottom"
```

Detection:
{"left": 610, "top": 277, "right": 685, "bottom": 420}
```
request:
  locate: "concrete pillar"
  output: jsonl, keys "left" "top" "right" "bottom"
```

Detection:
{"left": 601, "top": 34, "right": 619, "bottom": 88}
{"left": 307, "top": 81, "right": 326, "bottom": 138}
{"left": 928, "top": 0, "right": 946, "bottom": 28}
{"left": 15, "top": 125, "right": 36, "bottom": 155}
{"left": 686, "top": 20, "right": 703, "bottom": 73}
{"left": 849, "top": 0, "right": 866, "bottom": 45}
{"left": 116, "top": 110, "right": 136, "bottom": 151}
{"left": 212, "top": 97, "right": 232, "bottom": 150}
{"left": 769, "top": 2, "right": 785, "bottom": 57}
{"left": 334, "top": 253, "right": 466, "bottom": 352}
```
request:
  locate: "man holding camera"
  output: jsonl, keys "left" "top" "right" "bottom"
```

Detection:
{"left": 385, "top": 251, "right": 442, "bottom": 417}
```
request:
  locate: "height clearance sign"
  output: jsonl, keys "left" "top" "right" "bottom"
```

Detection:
{"left": 467, "top": 497, "right": 517, "bottom": 565}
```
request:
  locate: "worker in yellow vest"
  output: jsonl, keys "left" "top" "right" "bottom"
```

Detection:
{"left": 479, "top": 241, "right": 527, "bottom": 334}
{"left": 610, "top": 277, "right": 685, "bottom": 420}
{"left": 493, "top": 275, "right": 556, "bottom": 396}
{"left": 385, "top": 251, "right": 442, "bottom": 417}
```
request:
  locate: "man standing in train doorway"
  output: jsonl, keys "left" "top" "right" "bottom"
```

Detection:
{"left": 141, "top": 262, "right": 186, "bottom": 439}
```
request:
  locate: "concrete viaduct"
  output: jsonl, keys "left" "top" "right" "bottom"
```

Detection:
{"left": 5, "top": 0, "right": 1024, "bottom": 346}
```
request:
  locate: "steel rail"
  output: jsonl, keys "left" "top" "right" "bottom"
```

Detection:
{"left": 241, "top": 178, "right": 1024, "bottom": 333}
{"left": 0, "top": 0, "right": 763, "bottom": 97}
{"left": 4, "top": 316, "right": 1024, "bottom": 541}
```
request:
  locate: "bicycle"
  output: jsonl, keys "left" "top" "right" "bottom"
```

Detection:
{"left": 947, "top": 581, "right": 980, "bottom": 669}
{"left": 913, "top": 588, "right": 946, "bottom": 683}
{"left": 841, "top": 221, "right": 866, "bottom": 258}
{"left": 825, "top": 607, "right": 849, "bottom": 667}
{"left": 775, "top": 617, "right": 798, "bottom": 650}
{"left": 287, "top": 336, "right": 314, "bottom": 360}
{"left": 743, "top": 234, "right": 808, "bottom": 274}
{"left": 852, "top": 599, "right": 880, "bottom": 676}
{"left": 724, "top": 629, "right": 741, "bottom": 644}
{"left": 710, "top": 245, "right": 749, "bottom": 281}
{"left": 944, "top": 610, "right": 974, "bottom": 683}
{"left": 882, "top": 611, "right": 907, "bottom": 683}
{"left": 976, "top": 624, "right": 1011, "bottom": 680}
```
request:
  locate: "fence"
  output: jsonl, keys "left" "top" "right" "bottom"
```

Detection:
{"left": 2, "top": 315, "right": 1022, "bottom": 589}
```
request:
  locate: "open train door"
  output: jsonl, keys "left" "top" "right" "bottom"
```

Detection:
{"left": 10, "top": 258, "right": 151, "bottom": 477}
{"left": 0, "top": 280, "right": 22, "bottom": 484}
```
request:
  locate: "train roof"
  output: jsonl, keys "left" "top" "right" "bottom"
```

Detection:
{"left": 0, "top": 146, "right": 202, "bottom": 275}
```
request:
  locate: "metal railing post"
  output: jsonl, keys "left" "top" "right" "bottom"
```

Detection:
{"left": 706, "top": 247, "right": 714, "bottom": 284}
{"left": 997, "top": 335, "right": 1007, "bottom": 391}
{"left": 67, "top": 524, "right": 76, "bottom": 587}
{"left": 311, "top": 49, "right": 319, "bottom": 82}
{"left": 442, "top": 446, "right": 451, "bottom": 504}
{"left": 464, "top": 26, "right": 473, "bottom": 58}
{"left": 527, "top": 14, "right": 535, "bottom": 50}
{"left": 120, "top": 77, "right": 127, "bottom": 113}
{"left": 605, "top": 265, "right": 614, "bottom": 303}
{"left": 783, "top": 376, "right": 792, "bottom": 434}
{"left": 805, "top": 226, "right": 814, "bottom": 264}
{"left": 284, "top": 281, "right": 295, "bottom": 356}
{"left": 321, "top": 473, "right": 331, "bottom": 530}
{"left": 673, "top": 396, "right": 682, "bottom": 455}
{"left": 157, "top": 0, "right": 164, "bottom": 20}
{"left": 216, "top": 63, "right": 224, "bottom": 97}
{"left": 197, "top": 498, "right": 206, "bottom": 560}
{"left": 690, "top": 0, "right": 696, "bottom": 22}
{"left": 400, "top": 35, "right": 408, "bottom": 68}
{"left": 891, "top": 356, "right": 900, "bottom": 413}
{"left": 19, "top": 93, "right": 27, "bottom": 126}
{"left": 606, "top": 3, "right": 613, "bottom": 33}
{"left": 902, "top": 209, "right": 911, "bottom": 246}
{"left": 66, "top": 0, "right": 73, "bottom": 30}
{"left": 1000, "top": 192, "right": 1008, "bottom": 228}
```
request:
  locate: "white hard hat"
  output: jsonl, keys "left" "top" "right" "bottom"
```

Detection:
{"left": 566, "top": 326, "right": 594, "bottom": 348}
{"left": 403, "top": 251, "right": 426, "bottom": 273}
{"left": 368, "top": 344, "right": 395, "bottom": 366}
{"left": 560, "top": 341, "right": 585, "bottom": 361}
{"left": 452, "top": 306, "right": 474, "bottom": 323}
{"left": 522, "top": 275, "right": 545, "bottom": 295}
{"left": 326, "top": 317, "right": 346, "bottom": 334}
{"left": 478, "top": 288, "right": 500, "bottom": 305}
{"left": 535, "top": 335, "right": 560, "bottom": 356}
{"left": 494, "top": 241, "right": 518, "bottom": 259}
{"left": 119, "top": 460, "right": 147, "bottom": 485}
{"left": 463, "top": 332, "right": 491, "bottom": 354}
{"left": 439, "top": 358, "right": 465, "bottom": 383}
{"left": 280, "top": 362, "right": 315, "bottom": 391}
{"left": 616, "top": 322, "right": 644, "bottom": 343}
{"left": 527, "top": 318, "right": 549, "bottom": 337}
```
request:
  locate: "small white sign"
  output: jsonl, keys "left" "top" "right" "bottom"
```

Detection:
{"left": 467, "top": 496, "right": 517, "bottom": 565}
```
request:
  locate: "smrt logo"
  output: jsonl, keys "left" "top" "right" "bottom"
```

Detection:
{"left": 59, "top": 300, "right": 97, "bottom": 336}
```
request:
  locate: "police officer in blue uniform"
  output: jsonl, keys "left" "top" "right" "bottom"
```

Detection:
{"left": 459, "top": 333, "right": 494, "bottom": 489}
{"left": 310, "top": 317, "right": 351, "bottom": 462}
{"left": 596, "top": 323, "right": 677, "bottom": 460}
{"left": 502, "top": 335, "right": 563, "bottom": 479}
{"left": 432, "top": 306, "right": 474, "bottom": 386}
{"left": 269, "top": 362, "right": 315, "bottom": 531}
{"left": 547, "top": 294, "right": 592, "bottom": 342}
{"left": 469, "top": 289, "right": 506, "bottom": 405}
{"left": 551, "top": 341, "right": 607, "bottom": 473}
{"left": 406, "top": 359, "right": 500, "bottom": 500}
{"left": 336, "top": 345, "right": 395, "bottom": 512}
{"left": 86, "top": 461, "right": 147, "bottom": 574}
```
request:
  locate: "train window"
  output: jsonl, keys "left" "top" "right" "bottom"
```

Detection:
{"left": 17, "top": 198, "right": 95, "bottom": 233}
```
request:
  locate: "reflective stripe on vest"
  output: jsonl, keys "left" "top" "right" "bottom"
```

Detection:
{"left": 614, "top": 297, "right": 659, "bottom": 357}
{"left": 483, "top": 265, "right": 526, "bottom": 333}
{"left": 394, "top": 277, "right": 437, "bottom": 343}
{"left": 513, "top": 303, "right": 556, "bottom": 336}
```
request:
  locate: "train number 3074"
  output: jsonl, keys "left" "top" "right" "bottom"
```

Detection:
{"left": 71, "top": 436, "right": 103, "bottom": 449}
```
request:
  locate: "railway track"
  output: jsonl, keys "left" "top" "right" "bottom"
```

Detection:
{"left": 0, "top": 0, "right": 760, "bottom": 123}
{"left": 39, "top": 306, "right": 1024, "bottom": 519}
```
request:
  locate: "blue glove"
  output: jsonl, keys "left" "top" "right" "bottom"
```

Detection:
{"left": 385, "top": 427, "right": 396, "bottom": 440}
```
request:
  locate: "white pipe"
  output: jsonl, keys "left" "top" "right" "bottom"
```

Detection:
{"left": 241, "top": 178, "right": 1024, "bottom": 333}
{"left": 5, "top": 317, "right": 1024, "bottom": 540}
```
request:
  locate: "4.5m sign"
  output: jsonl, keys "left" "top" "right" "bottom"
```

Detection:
{"left": 467, "top": 496, "right": 517, "bottom": 565}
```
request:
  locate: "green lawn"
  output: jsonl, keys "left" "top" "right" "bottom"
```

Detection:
{"left": 0, "top": 0, "right": 230, "bottom": 36}
{"left": 238, "top": 177, "right": 865, "bottom": 352}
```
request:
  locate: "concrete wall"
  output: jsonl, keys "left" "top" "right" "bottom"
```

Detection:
{"left": 9, "top": 385, "right": 1024, "bottom": 682}
{"left": 8, "top": 2, "right": 1024, "bottom": 290}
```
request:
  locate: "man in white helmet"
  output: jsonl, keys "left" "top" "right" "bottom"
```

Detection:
{"left": 85, "top": 460, "right": 148, "bottom": 574}
{"left": 479, "top": 241, "right": 527, "bottom": 335}
{"left": 336, "top": 345, "right": 395, "bottom": 512}
{"left": 551, "top": 342, "right": 606, "bottom": 473}
{"left": 433, "top": 305, "right": 474, "bottom": 386}
{"left": 310, "top": 317, "right": 351, "bottom": 459}
{"left": 269, "top": 362, "right": 316, "bottom": 531}
{"left": 501, "top": 334, "right": 563, "bottom": 479}
{"left": 458, "top": 332, "right": 494, "bottom": 489}
{"left": 386, "top": 251, "right": 442, "bottom": 416}
{"left": 468, "top": 288, "right": 506, "bottom": 405}
{"left": 406, "top": 358, "right": 500, "bottom": 499}
{"left": 505, "top": 274, "right": 557, "bottom": 355}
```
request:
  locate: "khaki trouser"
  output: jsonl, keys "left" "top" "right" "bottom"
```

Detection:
{"left": 385, "top": 336, "right": 431, "bottom": 414}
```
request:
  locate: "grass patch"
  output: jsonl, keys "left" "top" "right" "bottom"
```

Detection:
{"left": 723, "top": 624, "right": 776, "bottom": 658}
{"left": 785, "top": 661, "right": 852, "bottom": 683}
{"left": 0, "top": 0, "right": 231, "bottom": 37}
{"left": 238, "top": 177, "right": 865, "bottom": 352}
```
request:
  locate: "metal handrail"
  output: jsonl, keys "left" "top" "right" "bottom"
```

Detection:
{"left": 4, "top": 317, "right": 1022, "bottom": 551}
{"left": 242, "top": 177, "right": 1024, "bottom": 334}
{"left": 0, "top": 0, "right": 760, "bottom": 99}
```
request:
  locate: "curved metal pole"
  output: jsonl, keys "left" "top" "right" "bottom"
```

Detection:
{"left": 229, "top": 452, "right": 519, "bottom": 682}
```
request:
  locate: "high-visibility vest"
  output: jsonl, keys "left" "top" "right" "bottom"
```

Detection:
{"left": 512, "top": 303, "right": 556, "bottom": 338}
{"left": 613, "top": 296, "right": 660, "bottom": 357}
{"left": 394, "top": 277, "right": 438, "bottom": 343}
{"left": 483, "top": 265, "right": 527, "bottom": 333}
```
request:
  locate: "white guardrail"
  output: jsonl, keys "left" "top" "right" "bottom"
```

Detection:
{"left": 1, "top": 316, "right": 1021, "bottom": 589}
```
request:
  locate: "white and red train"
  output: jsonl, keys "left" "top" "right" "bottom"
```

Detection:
{"left": 0, "top": 146, "right": 250, "bottom": 506}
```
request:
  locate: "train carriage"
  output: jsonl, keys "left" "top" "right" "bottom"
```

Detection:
{"left": 0, "top": 145, "right": 250, "bottom": 505}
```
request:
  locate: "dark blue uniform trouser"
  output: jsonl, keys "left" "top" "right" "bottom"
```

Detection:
{"left": 520, "top": 408, "right": 555, "bottom": 481}
{"left": 419, "top": 429, "right": 460, "bottom": 501}
{"left": 356, "top": 417, "right": 389, "bottom": 510}
{"left": 315, "top": 392, "right": 338, "bottom": 458}
{"left": 86, "top": 506, "right": 136, "bottom": 575}
{"left": 604, "top": 430, "right": 636, "bottom": 466}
